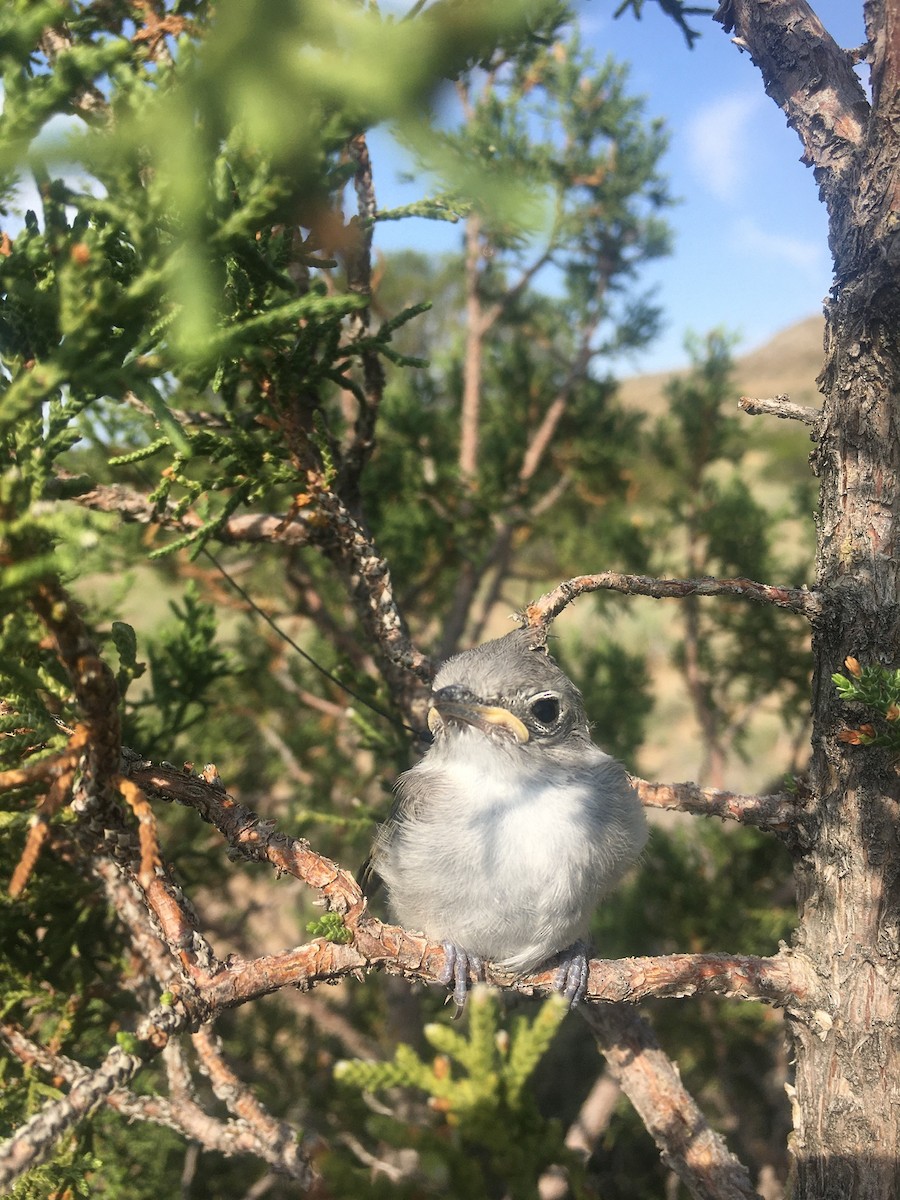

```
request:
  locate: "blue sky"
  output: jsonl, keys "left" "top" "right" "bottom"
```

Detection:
{"left": 369, "top": 1, "right": 865, "bottom": 374}
{"left": 6, "top": 3, "right": 863, "bottom": 376}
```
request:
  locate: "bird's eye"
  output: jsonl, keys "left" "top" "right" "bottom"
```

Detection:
{"left": 530, "top": 694, "right": 561, "bottom": 725}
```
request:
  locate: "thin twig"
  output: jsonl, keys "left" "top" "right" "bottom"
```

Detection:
{"left": 738, "top": 395, "right": 821, "bottom": 427}
{"left": 66, "top": 478, "right": 315, "bottom": 547}
{"left": 0, "top": 1003, "right": 185, "bottom": 1192}
{"left": 1, "top": 1024, "right": 310, "bottom": 1181}
{"left": 523, "top": 571, "right": 822, "bottom": 625}
{"left": 122, "top": 390, "right": 229, "bottom": 428}
{"left": 192, "top": 1025, "right": 312, "bottom": 1183}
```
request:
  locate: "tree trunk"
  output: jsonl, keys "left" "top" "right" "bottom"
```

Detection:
{"left": 715, "top": 2, "right": 900, "bottom": 1194}
{"left": 792, "top": 279, "right": 900, "bottom": 1200}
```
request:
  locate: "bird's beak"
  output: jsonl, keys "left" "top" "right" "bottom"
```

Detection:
{"left": 427, "top": 695, "right": 529, "bottom": 743}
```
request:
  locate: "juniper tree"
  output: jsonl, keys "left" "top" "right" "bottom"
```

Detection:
{"left": 2, "top": 1, "right": 893, "bottom": 1199}
{"left": 0, "top": 3, "right": 688, "bottom": 1196}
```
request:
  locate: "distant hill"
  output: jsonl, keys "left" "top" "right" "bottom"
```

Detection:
{"left": 618, "top": 314, "right": 826, "bottom": 414}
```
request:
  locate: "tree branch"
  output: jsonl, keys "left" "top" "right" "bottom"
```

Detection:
{"left": 632, "top": 776, "right": 804, "bottom": 840}
{"left": 0, "top": 1003, "right": 185, "bottom": 1192}
{"left": 124, "top": 758, "right": 817, "bottom": 1013}
{"left": 191, "top": 1025, "right": 312, "bottom": 1183}
{"left": 0, "top": 1023, "right": 312, "bottom": 1183}
{"left": 538, "top": 1070, "right": 621, "bottom": 1200}
{"left": 191, "top": 927, "right": 812, "bottom": 1015}
{"left": 713, "top": 0, "right": 867, "bottom": 232}
{"left": 29, "top": 580, "right": 122, "bottom": 803}
{"left": 339, "top": 131, "right": 386, "bottom": 499}
{"left": 39, "top": 25, "right": 108, "bottom": 118}
{"left": 738, "top": 394, "right": 821, "bottom": 428}
{"left": 524, "top": 571, "right": 822, "bottom": 625}
{"left": 459, "top": 209, "right": 486, "bottom": 480}
{"left": 64, "top": 478, "right": 316, "bottom": 547}
{"left": 311, "top": 490, "right": 433, "bottom": 720}
{"left": 124, "top": 757, "right": 365, "bottom": 918}
{"left": 582, "top": 1003, "right": 762, "bottom": 1200}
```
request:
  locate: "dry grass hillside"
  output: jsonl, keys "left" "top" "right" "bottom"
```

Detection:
{"left": 618, "top": 314, "right": 825, "bottom": 415}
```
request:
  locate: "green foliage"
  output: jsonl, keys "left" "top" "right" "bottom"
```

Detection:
{"left": 362, "top": 33, "right": 671, "bottom": 630}
{"left": 307, "top": 912, "right": 354, "bottom": 944}
{"left": 333, "top": 988, "right": 579, "bottom": 1199}
{"left": 557, "top": 636, "right": 653, "bottom": 762}
{"left": 597, "top": 821, "right": 794, "bottom": 959}
{"left": 0, "top": 2, "right": 808, "bottom": 1197}
{"left": 833, "top": 658, "right": 900, "bottom": 750}
{"left": 641, "top": 331, "right": 812, "bottom": 775}
{"left": 119, "top": 581, "right": 231, "bottom": 753}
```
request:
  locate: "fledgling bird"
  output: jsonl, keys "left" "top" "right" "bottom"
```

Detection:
{"left": 366, "top": 626, "right": 647, "bottom": 1010}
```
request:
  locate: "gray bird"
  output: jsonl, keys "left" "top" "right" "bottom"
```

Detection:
{"left": 366, "top": 627, "right": 647, "bottom": 1010}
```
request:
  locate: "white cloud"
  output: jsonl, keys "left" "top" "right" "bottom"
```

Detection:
{"left": 686, "top": 92, "right": 765, "bottom": 203}
{"left": 733, "top": 217, "right": 824, "bottom": 275}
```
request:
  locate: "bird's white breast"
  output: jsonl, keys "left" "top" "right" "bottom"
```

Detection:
{"left": 379, "top": 734, "right": 635, "bottom": 971}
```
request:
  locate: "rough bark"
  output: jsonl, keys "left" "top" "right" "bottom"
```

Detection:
{"left": 714, "top": 2, "right": 900, "bottom": 1195}
{"left": 582, "top": 1004, "right": 761, "bottom": 1200}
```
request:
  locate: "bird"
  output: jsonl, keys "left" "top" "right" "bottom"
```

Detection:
{"left": 364, "top": 625, "right": 647, "bottom": 1011}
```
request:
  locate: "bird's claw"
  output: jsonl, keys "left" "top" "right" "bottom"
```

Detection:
{"left": 553, "top": 940, "right": 590, "bottom": 1008}
{"left": 439, "top": 941, "right": 484, "bottom": 1016}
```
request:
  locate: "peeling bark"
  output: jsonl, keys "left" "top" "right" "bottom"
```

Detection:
{"left": 715, "top": 2, "right": 900, "bottom": 1194}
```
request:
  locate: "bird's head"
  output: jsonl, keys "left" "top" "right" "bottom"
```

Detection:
{"left": 427, "top": 627, "right": 588, "bottom": 749}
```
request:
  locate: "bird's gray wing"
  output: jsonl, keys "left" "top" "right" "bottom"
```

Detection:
{"left": 357, "top": 767, "right": 424, "bottom": 898}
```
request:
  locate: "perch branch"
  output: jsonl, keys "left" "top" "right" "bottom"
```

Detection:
{"left": 182, "top": 925, "right": 814, "bottom": 1015}
{"left": 124, "top": 758, "right": 818, "bottom": 1011}
{"left": 523, "top": 571, "right": 821, "bottom": 625}
{"left": 583, "top": 1003, "right": 762, "bottom": 1200}
{"left": 3, "top": 741, "right": 819, "bottom": 1193}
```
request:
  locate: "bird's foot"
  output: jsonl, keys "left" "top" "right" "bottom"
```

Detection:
{"left": 439, "top": 942, "right": 485, "bottom": 1016}
{"left": 553, "top": 940, "right": 591, "bottom": 1008}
